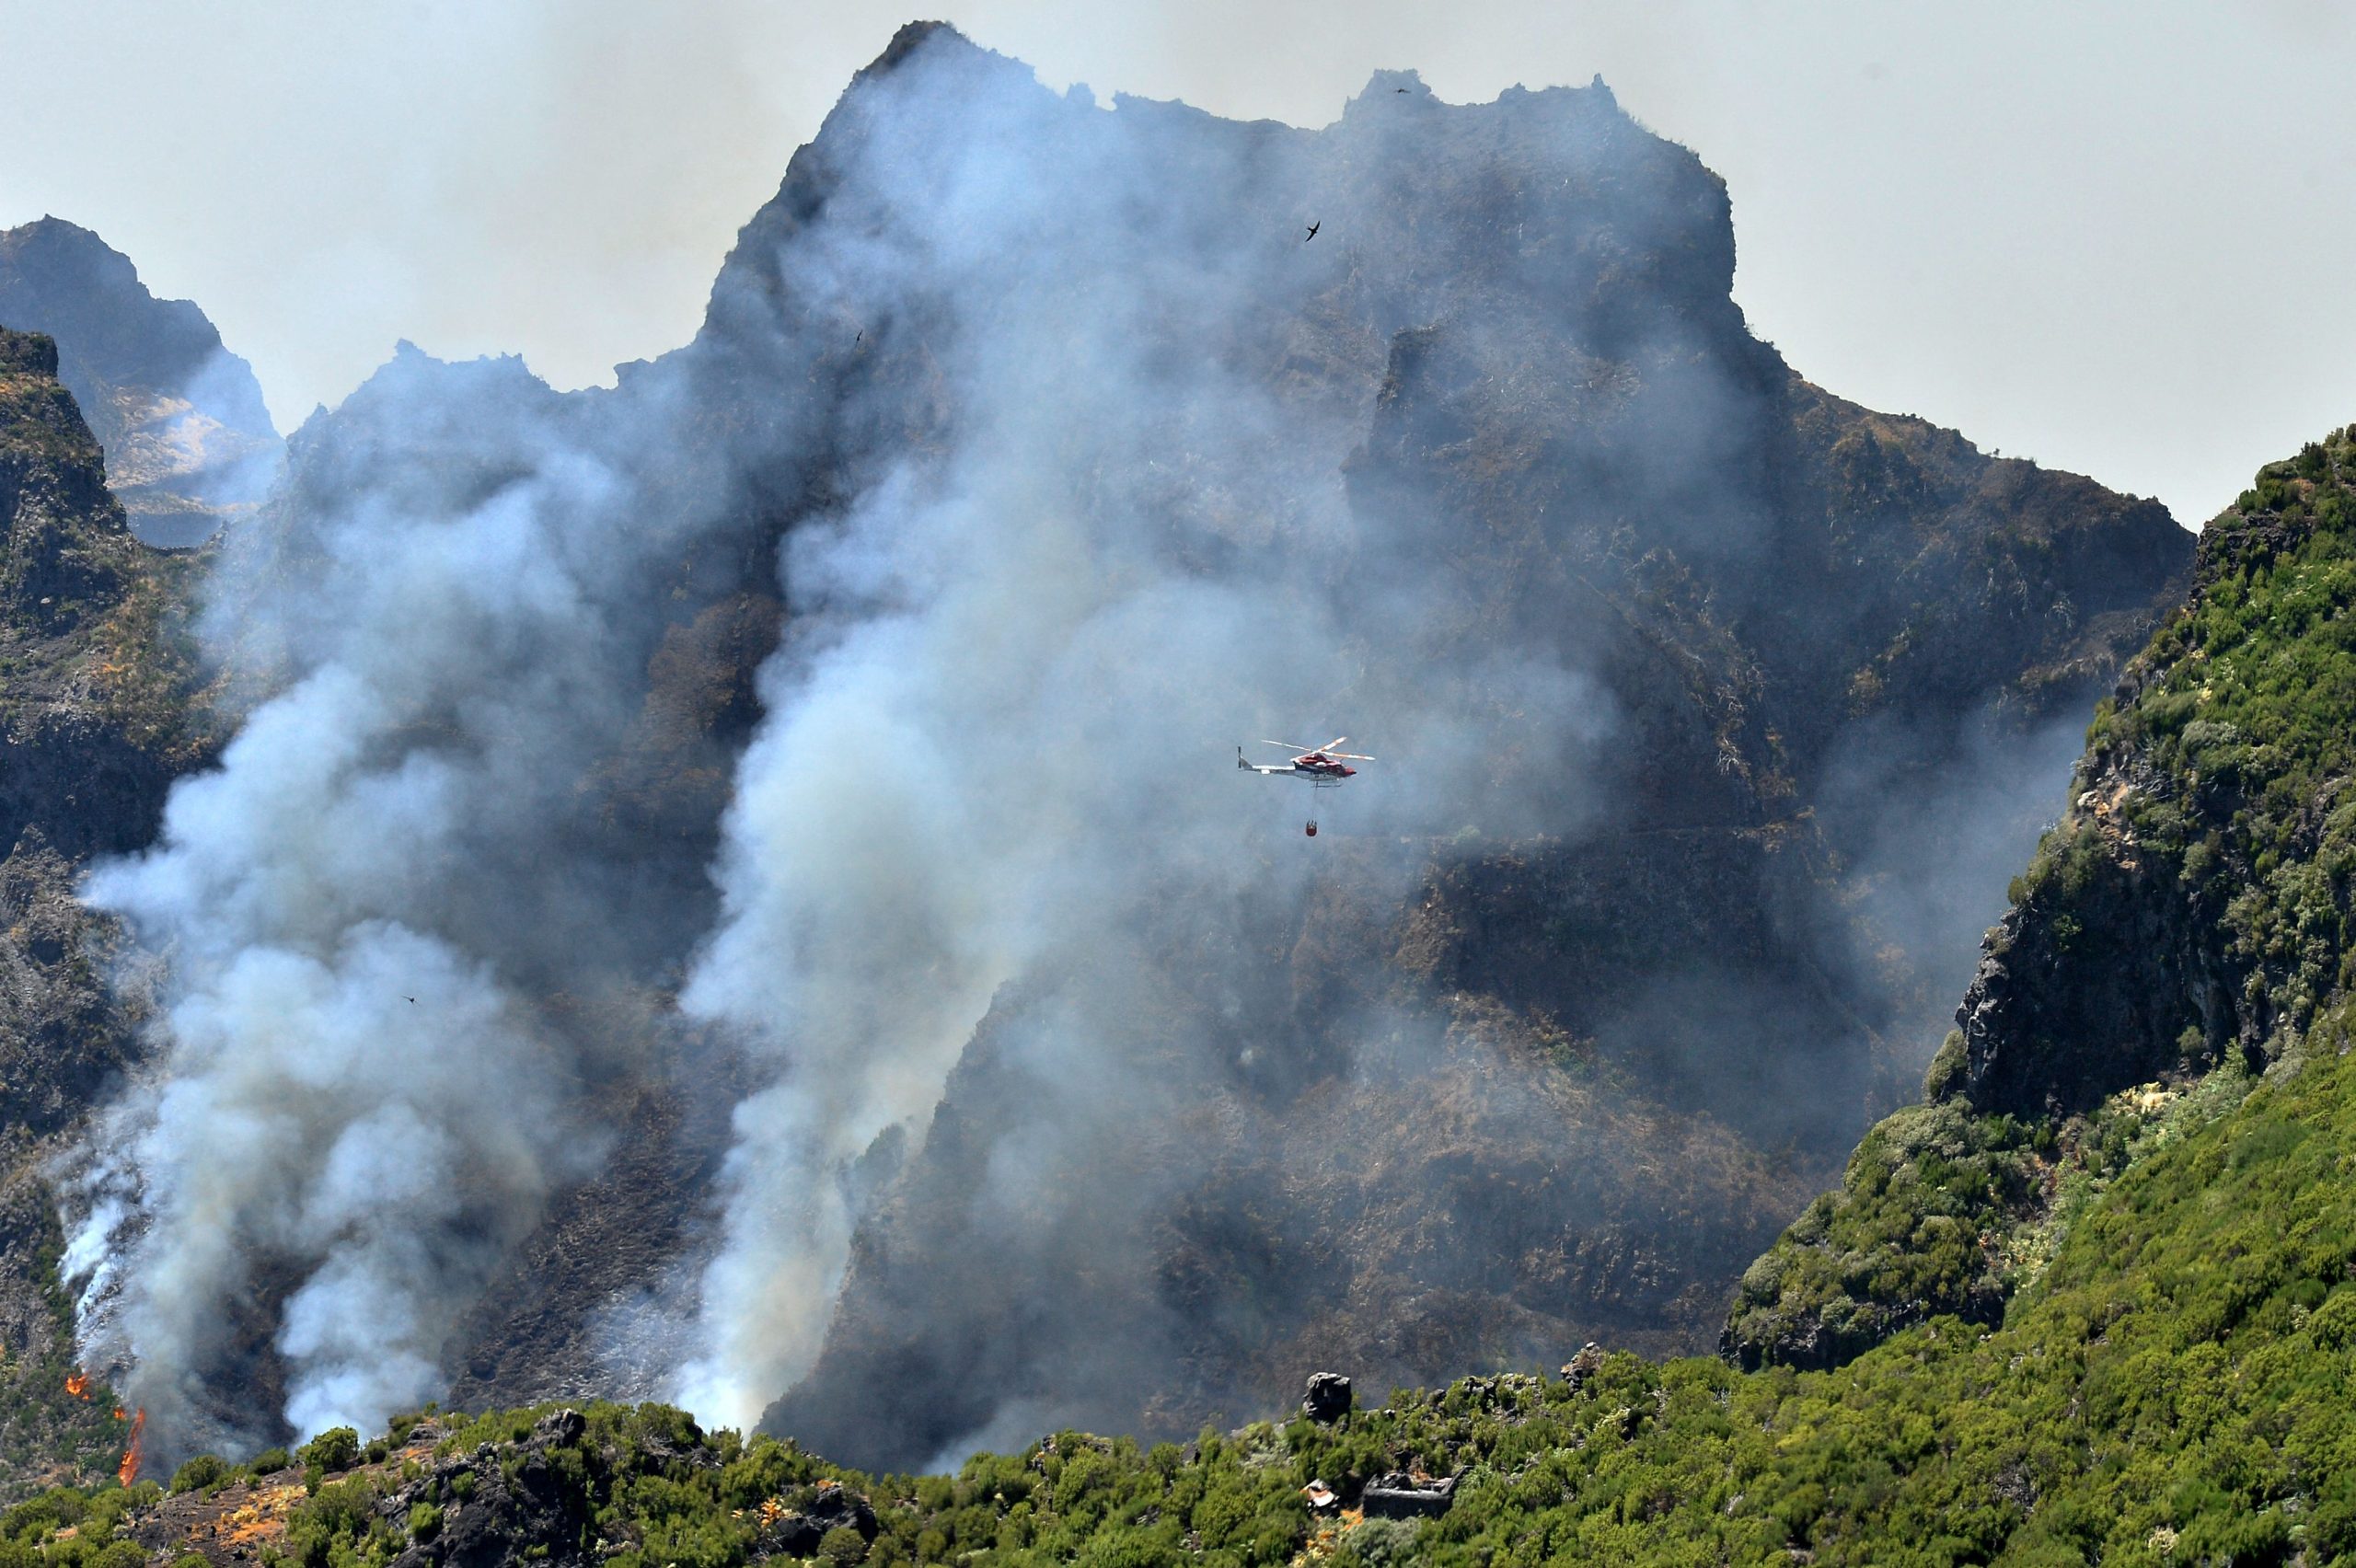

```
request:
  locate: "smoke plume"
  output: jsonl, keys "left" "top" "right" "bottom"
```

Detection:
{"left": 664, "top": 38, "right": 1647, "bottom": 1427}
{"left": 61, "top": 340, "right": 756, "bottom": 1451}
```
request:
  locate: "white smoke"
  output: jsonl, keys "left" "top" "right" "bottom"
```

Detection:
{"left": 665, "top": 38, "right": 1614, "bottom": 1428}
{"left": 55, "top": 33, "right": 1630, "bottom": 1448}
{"left": 62, "top": 344, "right": 744, "bottom": 1452}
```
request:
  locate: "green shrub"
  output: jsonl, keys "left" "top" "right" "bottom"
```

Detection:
{"left": 168, "top": 1455, "right": 230, "bottom": 1495}
{"left": 297, "top": 1426, "right": 360, "bottom": 1475}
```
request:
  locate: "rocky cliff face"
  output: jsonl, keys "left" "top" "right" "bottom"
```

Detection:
{"left": 0, "top": 218, "right": 279, "bottom": 548}
{"left": 41, "top": 27, "right": 2192, "bottom": 1469}
{"left": 0, "top": 328, "right": 210, "bottom": 1493}
{"left": 1727, "top": 427, "right": 2356, "bottom": 1372}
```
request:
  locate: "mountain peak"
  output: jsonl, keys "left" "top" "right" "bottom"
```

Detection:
{"left": 866, "top": 18, "right": 971, "bottom": 75}
{"left": 1361, "top": 67, "right": 1432, "bottom": 99}
{"left": 0, "top": 216, "right": 279, "bottom": 546}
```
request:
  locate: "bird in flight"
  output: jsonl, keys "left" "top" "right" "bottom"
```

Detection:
{"left": 404, "top": 996, "right": 416, "bottom": 1004}
{"left": 1304, "top": 221, "right": 1321, "bottom": 241}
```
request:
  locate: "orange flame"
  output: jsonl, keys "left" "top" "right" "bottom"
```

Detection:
{"left": 111, "top": 1408, "right": 125, "bottom": 1422}
{"left": 116, "top": 1410, "right": 144, "bottom": 1488}
{"left": 64, "top": 1372, "right": 88, "bottom": 1399}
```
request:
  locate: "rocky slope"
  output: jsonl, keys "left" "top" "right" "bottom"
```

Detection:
{"left": 36, "top": 26, "right": 2191, "bottom": 1472}
{"left": 0, "top": 219, "right": 279, "bottom": 548}
{"left": 1727, "top": 424, "right": 2356, "bottom": 1374}
{"left": 0, "top": 328, "right": 210, "bottom": 1495}
{"left": 39, "top": 428, "right": 2356, "bottom": 1568}
{"left": 74, "top": 959, "right": 2356, "bottom": 1564}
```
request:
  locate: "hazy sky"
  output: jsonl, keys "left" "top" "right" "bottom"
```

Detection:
{"left": 2, "top": 0, "right": 2350, "bottom": 525}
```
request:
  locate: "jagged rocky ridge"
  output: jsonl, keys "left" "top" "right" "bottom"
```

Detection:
{"left": 37, "top": 25, "right": 2193, "bottom": 1471}
{"left": 0, "top": 219, "right": 280, "bottom": 548}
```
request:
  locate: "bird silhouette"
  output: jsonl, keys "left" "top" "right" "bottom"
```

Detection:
{"left": 1304, "top": 221, "right": 1321, "bottom": 241}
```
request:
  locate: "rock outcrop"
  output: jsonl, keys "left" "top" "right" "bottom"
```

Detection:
{"left": 1300, "top": 1373, "right": 1352, "bottom": 1424}
{"left": 1727, "top": 425, "right": 2356, "bottom": 1372}
{"left": 740, "top": 29, "right": 2191, "bottom": 1470}
{"left": 0, "top": 218, "right": 279, "bottom": 547}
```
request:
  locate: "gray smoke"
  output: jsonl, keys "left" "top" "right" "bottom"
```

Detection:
{"left": 61, "top": 342, "right": 752, "bottom": 1452}
{"left": 666, "top": 45, "right": 1616, "bottom": 1424}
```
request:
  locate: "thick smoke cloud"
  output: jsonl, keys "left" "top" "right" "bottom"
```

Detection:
{"left": 667, "top": 45, "right": 1617, "bottom": 1426}
{"left": 61, "top": 342, "right": 756, "bottom": 1452}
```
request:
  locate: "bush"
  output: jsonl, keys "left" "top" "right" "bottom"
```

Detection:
{"left": 168, "top": 1455, "right": 230, "bottom": 1495}
{"left": 246, "top": 1447, "right": 292, "bottom": 1477}
{"left": 297, "top": 1427, "right": 360, "bottom": 1475}
{"left": 409, "top": 1503, "right": 443, "bottom": 1542}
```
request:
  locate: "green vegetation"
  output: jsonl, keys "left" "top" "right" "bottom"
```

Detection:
{"left": 0, "top": 1221, "right": 144, "bottom": 1503}
{"left": 296, "top": 1429, "right": 357, "bottom": 1478}
{"left": 1732, "top": 426, "right": 2356, "bottom": 1373}
{"left": 165, "top": 1456, "right": 228, "bottom": 1496}
{"left": 2097, "top": 444, "right": 2356, "bottom": 1032}
{"left": 0, "top": 1478, "right": 159, "bottom": 1567}
{"left": 1720, "top": 1097, "right": 2042, "bottom": 1367}
{"left": 187, "top": 997, "right": 2356, "bottom": 1563}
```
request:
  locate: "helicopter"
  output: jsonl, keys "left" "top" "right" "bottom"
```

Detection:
{"left": 1238, "top": 737, "right": 1374, "bottom": 836}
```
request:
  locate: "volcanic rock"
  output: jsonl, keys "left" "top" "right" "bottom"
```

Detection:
{"left": 1302, "top": 1372, "right": 1353, "bottom": 1424}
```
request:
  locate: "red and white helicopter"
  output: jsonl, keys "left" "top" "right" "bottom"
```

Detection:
{"left": 1238, "top": 737, "right": 1374, "bottom": 836}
